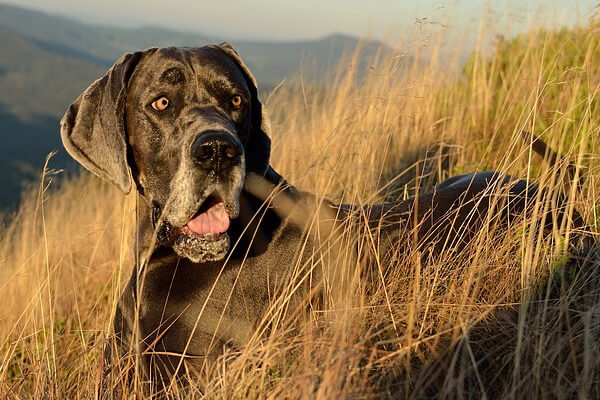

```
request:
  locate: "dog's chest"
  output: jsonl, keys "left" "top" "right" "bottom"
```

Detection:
{"left": 134, "top": 223, "right": 319, "bottom": 358}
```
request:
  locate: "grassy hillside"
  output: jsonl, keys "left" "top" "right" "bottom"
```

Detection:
{"left": 0, "top": 18, "right": 599, "bottom": 399}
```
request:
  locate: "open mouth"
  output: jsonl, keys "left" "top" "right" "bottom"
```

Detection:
{"left": 180, "top": 194, "right": 231, "bottom": 242}
{"left": 163, "top": 193, "right": 237, "bottom": 263}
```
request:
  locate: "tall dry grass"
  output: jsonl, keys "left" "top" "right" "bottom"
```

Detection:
{"left": 1, "top": 19, "right": 599, "bottom": 399}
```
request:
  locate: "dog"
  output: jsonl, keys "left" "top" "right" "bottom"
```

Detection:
{"left": 60, "top": 43, "right": 592, "bottom": 392}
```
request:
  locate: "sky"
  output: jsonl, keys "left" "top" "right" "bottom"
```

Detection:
{"left": 2, "top": 0, "right": 598, "bottom": 43}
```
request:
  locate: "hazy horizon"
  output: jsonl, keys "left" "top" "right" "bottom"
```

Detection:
{"left": 2, "top": 0, "right": 598, "bottom": 43}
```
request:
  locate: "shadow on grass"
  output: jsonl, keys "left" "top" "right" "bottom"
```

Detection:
{"left": 399, "top": 251, "right": 600, "bottom": 399}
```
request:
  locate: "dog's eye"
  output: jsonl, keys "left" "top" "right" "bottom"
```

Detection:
{"left": 230, "top": 95, "right": 242, "bottom": 109}
{"left": 151, "top": 96, "right": 170, "bottom": 111}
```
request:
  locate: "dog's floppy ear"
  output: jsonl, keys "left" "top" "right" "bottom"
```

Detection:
{"left": 211, "top": 42, "right": 272, "bottom": 176}
{"left": 60, "top": 51, "right": 145, "bottom": 194}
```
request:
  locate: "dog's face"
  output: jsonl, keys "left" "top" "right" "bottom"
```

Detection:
{"left": 60, "top": 44, "right": 272, "bottom": 263}
{"left": 126, "top": 47, "right": 253, "bottom": 262}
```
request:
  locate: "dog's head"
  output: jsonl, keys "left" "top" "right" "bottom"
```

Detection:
{"left": 61, "top": 43, "right": 272, "bottom": 263}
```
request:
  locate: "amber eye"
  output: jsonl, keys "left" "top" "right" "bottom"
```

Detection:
{"left": 231, "top": 95, "right": 242, "bottom": 109}
{"left": 151, "top": 96, "right": 170, "bottom": 111}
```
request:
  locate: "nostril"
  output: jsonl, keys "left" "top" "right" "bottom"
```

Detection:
{"left": 224, "top": 143, "right": 239, "bottom": 159}
{"left": 195, "top": 143, "right": 214, "bottom": 162}
{"left": 191, "top": 136, "right": 218, "bottom": 166}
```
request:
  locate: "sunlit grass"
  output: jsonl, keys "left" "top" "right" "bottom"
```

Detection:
{"left": 0, "top": 17, "right": 599, "bottom": 399}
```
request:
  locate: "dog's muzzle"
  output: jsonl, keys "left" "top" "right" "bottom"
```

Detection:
{"left": 151, "top": 131, "right": 245, "bottom": 263}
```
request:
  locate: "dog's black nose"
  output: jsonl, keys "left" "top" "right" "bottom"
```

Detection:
{"left": 191, "top": 131, "right": 242, "bottom": 171}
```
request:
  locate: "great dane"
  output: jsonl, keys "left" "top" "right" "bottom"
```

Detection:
{"left": 60, "top": 43, "right": 592, "bottom": 391}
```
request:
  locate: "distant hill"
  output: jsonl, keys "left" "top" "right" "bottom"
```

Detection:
{"left": 0, "top": 106, "right": 75, "bottom": 209}
{"left": 0, "top": 24, "right": 107, "bottom": 118}
{"left": 0, "top": 3, "right": 389, "bottom": 117}
{"left": 0, "top": 3, "right": 391, "bottom": 210}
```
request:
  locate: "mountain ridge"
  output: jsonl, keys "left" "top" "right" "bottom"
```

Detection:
{"left": 0, "top": 2, "right": 391, "bottom": 118}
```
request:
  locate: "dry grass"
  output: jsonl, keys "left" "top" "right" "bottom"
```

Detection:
{"left": 1, "top": 19, "right": 600, "bottom": 399}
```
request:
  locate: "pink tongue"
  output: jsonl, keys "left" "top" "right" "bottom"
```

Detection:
{"left": 183, "top": 202, "right": 230, "bottom": 235}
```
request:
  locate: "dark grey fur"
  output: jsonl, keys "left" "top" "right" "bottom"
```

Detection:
{"left": 60, "top": 43, "right": 591, "bottom": 392}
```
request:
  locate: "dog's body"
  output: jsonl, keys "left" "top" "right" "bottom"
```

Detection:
{"left": 60, "top": 44, "right": 591, "bottom": 390}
